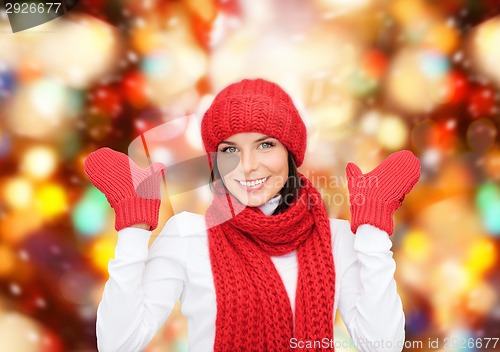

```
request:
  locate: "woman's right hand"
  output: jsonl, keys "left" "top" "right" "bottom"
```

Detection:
{"left": 345, "top": 150, "right": 420, "bottom": 235}
{"left": 83, "top": 147, "right": 166, "bottom": 231}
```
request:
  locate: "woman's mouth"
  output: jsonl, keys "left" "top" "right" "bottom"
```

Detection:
{"left": 236, "top": 176, "right": 269, "bottom": 192}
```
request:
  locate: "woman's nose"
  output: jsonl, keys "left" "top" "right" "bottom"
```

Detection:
{"left": 240, "top": 151, "right": 258, "bottom": 174}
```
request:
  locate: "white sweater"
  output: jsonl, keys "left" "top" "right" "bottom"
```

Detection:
{"left": 96, "top": 195, "right": 405, "bottom": 352}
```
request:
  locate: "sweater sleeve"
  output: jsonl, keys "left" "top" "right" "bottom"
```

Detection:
{"left": 96, "top": 214, "right": 188, "bottom": 352}
{"left": 336, "top": 222, "right": 405, "bottom": 352}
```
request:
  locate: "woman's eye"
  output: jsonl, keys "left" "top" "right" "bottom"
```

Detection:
{"left": 260, "top": 141, "right": 275, "bottom": 149}
{"left": 221, "top": 146, "right": 237, "bottom": 153}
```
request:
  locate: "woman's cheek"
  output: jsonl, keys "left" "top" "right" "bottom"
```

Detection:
{"left": 217, "top": 154, "right": 240, "bottom": 178}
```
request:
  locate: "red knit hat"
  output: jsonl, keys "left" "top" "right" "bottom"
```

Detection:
{"left": 201, "top": 78, "right": 307, "bottom": 168}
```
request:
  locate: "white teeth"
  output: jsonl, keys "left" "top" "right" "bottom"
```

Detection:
{"left": 239, "top": 177, "right": 267, "bottom": 187}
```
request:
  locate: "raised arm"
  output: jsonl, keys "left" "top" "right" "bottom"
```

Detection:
{"left": 336, "top": 221, "right": 405, "bottom": 352}
{"left": 84, "top": 148, "right": 186, "bottom": 351}
{"left": 96, "top": 217, "right": 188, "bottom": 352}
{"left": 338, "top": 150, "right": 421, "bottom": 352}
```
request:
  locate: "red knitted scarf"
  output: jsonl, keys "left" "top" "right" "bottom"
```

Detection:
{"left": 205, "top": 173, "right": 336, "bottom": 351}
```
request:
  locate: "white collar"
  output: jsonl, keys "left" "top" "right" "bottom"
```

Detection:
{"left": 257, "top": 194, "right": 281, "bottom": 216}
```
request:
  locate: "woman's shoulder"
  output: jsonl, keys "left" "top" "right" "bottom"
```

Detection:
{"left": 148, "top": 211, "right": 207, "bottom": 258}
{"left": 328, "top": 218, "right": 356, "bottom": 273}
{"left": 328, "top": 218, "right": 353, "bottom": 237}
{"left": 161, "top": 211, "right": 207, "bottom": 237}
{"left": 328, "top": 218, "right": 356, "bottom": 251}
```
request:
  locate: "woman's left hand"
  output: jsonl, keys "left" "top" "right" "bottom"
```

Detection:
{"left": 345, "top": 150, "right": 420, "bottom": 235}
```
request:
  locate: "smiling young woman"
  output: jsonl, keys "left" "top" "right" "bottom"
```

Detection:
{"left": 210, "top": 134, "right": 301, "bottom": 215}
{"left": 84, "top": 78, "right": 420, "bottom": 352}
{"left": 213, "top": 133, "right": 289, "bottom": 207}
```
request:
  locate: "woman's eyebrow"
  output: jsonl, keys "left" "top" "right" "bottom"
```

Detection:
{"left": 220, "top": 136, "right": 273, "bottom": 145}
{"left": 254, "top": 135, "right": 273, "bottom": 143}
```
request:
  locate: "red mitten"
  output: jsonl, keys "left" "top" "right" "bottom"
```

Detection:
{"left": 346, "top": 150, "right": 420, "bottom": 235}
{"left": 83, "top": 147, "right": 166, "bottom": 231}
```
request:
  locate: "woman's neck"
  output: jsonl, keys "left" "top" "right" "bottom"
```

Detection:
{"left": 258, "top": 194, "right": 281, "bottom": 215}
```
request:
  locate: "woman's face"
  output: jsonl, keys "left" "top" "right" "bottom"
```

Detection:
{"left": 216, "top": 132, "right": 289, "bottom": 207}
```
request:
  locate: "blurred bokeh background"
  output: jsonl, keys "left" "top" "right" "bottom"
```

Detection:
{"left": 1, "top": 0, "right": 500, "bottom": 351}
